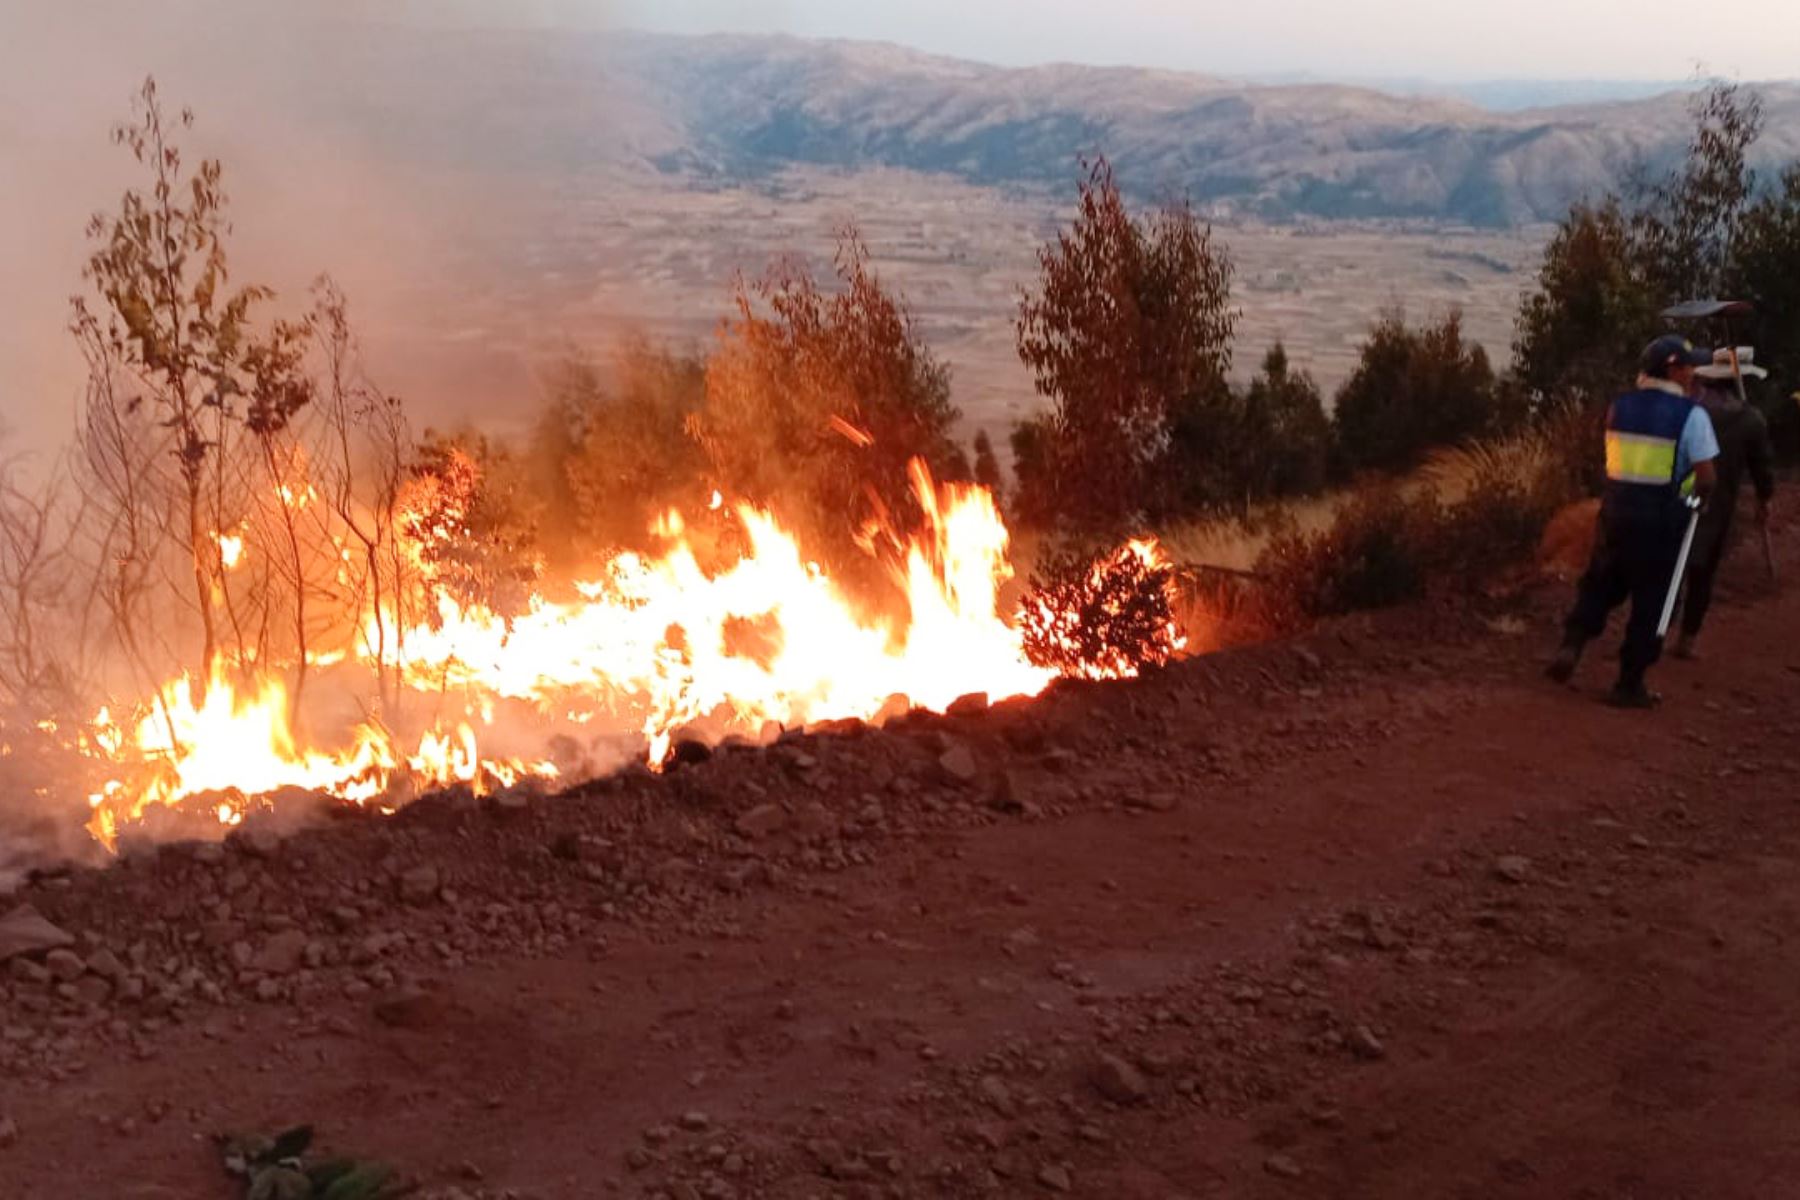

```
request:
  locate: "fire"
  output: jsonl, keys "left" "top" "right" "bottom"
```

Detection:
{"left": 76, "top": 461, "right": 1172, "bottom": 849}
{"left": 215, "top": 531, "right": 245, "bottom": 570}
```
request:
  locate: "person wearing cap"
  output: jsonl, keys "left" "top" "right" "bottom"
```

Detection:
{"left": 1547, "top": 334, "right": 1719, "bottom": 707}
{"left": 1670, "top": 347, "right": 1776, "bottom": 659}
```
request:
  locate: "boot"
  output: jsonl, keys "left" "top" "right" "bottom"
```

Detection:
{"left": 1605, "top": 677, "right": 1662, "bottom": 709}
{"left": 1672, "top": 632, "right": 1699, "bottom": 660}
{"left": 1545, "top": 637, "right": 1584, "bottom": 684}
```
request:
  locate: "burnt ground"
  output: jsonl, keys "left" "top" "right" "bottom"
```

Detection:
{"left": 3, "top": 523, "right": 1800, "bottom": 1200}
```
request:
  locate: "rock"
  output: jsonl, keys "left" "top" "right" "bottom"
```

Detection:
{"left": 1036, "top": 1164, "right": 1072, "bottom": 1192}
{"left": 250, "top": 930, "right": 308, "bottom": 976}
{"left": 1348, "top": 1025, "right": 1386, "bottom": 1060}
{"left": 374, "top": 987, "right": 444, "bottom": 1029}
{"left": 0, "top": 905, "right": 73, "bottom": 962}
{"left": 44, "top": 948, "right": 86, "bottom": 982}
{"left": 233, "top": 826, "right": 284, "bottom": 859}
{"left": 73, "top": 975, "right": 112, "bottom": 1006}
{"left": 1265, "top": 1153, "right": 1304, "bottom": 1179}
{"left": 9, "top": 957, "right": 48, "bottom": 985}
{"left": 990, "top": 769, "right": 1048, "bottom": 814}
{"left": 947, "top": 692, "right": 990, "bottom": 718}
{"left": 668, "top": 738, "right": 713, "bottom": 768}
{"left": 874, "top": 694, "right": 912, "bottom": 726}
{"left": 679, "top": 1111, "right": 710, "bottom": 1131}
{"left": 0, "top": 1114, "right": 15, "bottom": 1148}
{"left": 794, "top": 802, "right": 837, "bottom": 840}
{"left": 1494, "top": 856, "right": 1532, "bottom": 885}
{"left": 735, "top": 803, "right": 788, "bottom": 840}
{"left": 86, "top": 948, "right": 126, "bottom": 980}
{"left": 978, "top": 1074, "right": 1015, "bottom": 1116}
{"left": 1123, "top": 791, "right": 1179, "bottom": 813}
{"left": 398, "top": 866, "right": 441, "bottom": 904}
{"left": 937, "top": 745, "right": 979, "bottom": 786}
{"left": 1089, "top": 1053, "right": 1150, "bottom": 1105}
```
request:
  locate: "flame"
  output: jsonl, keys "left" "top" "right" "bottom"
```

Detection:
{"left": 215, "top": 531, "right": 245, "bottom": 570}
{"left": 77, "top": 460, "right": 1171, "bottom": 849}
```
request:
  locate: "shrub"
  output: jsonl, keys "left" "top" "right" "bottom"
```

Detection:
{"left": 1258, "top": 487, "right": 1437, "bottom": 620}
{"left": 1018, "top": 541, "right": 1183, "bottom": 679}
{"left": 1261, "top": 425, "right": 1584, "bottom": 624}
{"left": 398, "top": 431, "right": 542, "bottom": 617}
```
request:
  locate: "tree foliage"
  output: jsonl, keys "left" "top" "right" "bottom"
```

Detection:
{"left": 398, "top": 432, "right": 542, "bottom": 618}
{"left": 693, "top": 228, "right": 965, "bottom": 567}
{"left": 1167, "top": 343, "right": 1332, "bottom": 512}
{"left": 543, "top": 341, "right": 710, "bottom": 559}
{"left": 1017, "top": 543, "right": 1181, "bottom": 679}
{"left": 1333, "top": 309, "right": 1498, "bottom": 474}
{"left": 1515, "top": 81, "right": 1776, "bottom": 410}
{"left": 71, "top": 77, "right": 313, "bottom": 689}
{"left": 1012, "top": 157, "right": 1236, "bottom": 530}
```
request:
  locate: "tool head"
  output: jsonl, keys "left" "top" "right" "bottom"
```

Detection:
{"left": 1661, "top": 299, "right": 1755, "bottom": 320}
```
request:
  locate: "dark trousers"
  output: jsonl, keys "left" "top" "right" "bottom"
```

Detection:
{"left": 1678, "top": 510, "right": 1733, "bottom": 638}
{"left": 1563, "top": 512, "right": 1684, "bottom": 686}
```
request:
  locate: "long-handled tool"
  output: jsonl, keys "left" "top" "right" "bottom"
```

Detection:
{"left": 1658, "top": 495, "right": 1705, "bottom": 639}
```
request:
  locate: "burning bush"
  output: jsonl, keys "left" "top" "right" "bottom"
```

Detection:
{"left": 1019, "top": 541, "right": 1184, "bottom": 679}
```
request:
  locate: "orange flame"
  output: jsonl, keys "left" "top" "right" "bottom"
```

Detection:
{"left": 80, "top": 461, "right": 1172, "bottom": 848}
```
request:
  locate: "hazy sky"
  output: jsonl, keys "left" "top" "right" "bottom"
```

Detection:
{"left": 593, "top": 0, "right": 1792, "bottom": 82}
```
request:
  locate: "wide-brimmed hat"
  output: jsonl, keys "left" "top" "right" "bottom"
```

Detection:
{"left": 1696, "top": 346, "right": 1769, "bottom": 380}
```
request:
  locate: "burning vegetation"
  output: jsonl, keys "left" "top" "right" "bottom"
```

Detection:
{"left": 10, "top": 75, "right": 1797, "bottom": 872}
{"left": 0, "top": 81, "right": 1178, "bottom": 864}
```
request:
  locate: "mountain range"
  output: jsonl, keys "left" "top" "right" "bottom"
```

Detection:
{"left": 309, "top": 29, "right": 1800, "bottom": 228}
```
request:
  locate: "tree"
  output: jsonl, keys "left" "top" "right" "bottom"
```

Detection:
{"left": 1231, "top": 344, "right": 1333, "bottom": 501}
{"left": 1514, "top": 81, "right": 1766, "bottom": 409}
{"left": 1334, "top": 310, "right": 1498, "bottom": 474}
{"left": 556, "top": 340, "right": 710, "bottom": 556}
{"left": 1513, "top": 200, "right": 1661, "bottom": 408}
{"left": 70, "top": 78, "right": 312, "bottom": 693}
{"left": 971, "top": 430, "right": 1003, "bottom": 496}
{"left": 1012, "top": 157, "right": 1236, "bottom": 530}
{"left": 1730, "top": 165, "right": 1800, "bottom": 385}
{"left": 1633, "top": 81, "right": 1764, "bottom": 303}
{"left": 398, "top": 432, "right": 542, "bottom": 619}
{"left": 694, "top": 228, "right": 964, "bottom": 569}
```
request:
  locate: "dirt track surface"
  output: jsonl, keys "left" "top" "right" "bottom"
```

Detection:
{"left": 4, "top": 541, "right": 1800, "bottom": 1199}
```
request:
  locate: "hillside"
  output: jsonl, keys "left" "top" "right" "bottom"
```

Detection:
{"left": 313, "top": 28, "right": 1800, "bottom": 227}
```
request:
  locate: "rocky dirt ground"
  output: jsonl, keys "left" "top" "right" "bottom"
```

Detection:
{"left": 3, "top": 529, "right": 1800, "bottom": 1199}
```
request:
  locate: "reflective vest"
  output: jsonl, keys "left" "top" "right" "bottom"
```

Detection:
{"left": 1603, "top": 387, "right": 1696, "bottom": 521}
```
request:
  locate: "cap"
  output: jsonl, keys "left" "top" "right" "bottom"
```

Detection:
{"left": 1640, "top": 334, "right": 1713, "bottom": 377}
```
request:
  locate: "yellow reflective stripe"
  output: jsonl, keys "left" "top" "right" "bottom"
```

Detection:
{"left": 1605, "top": 432, "right": 1677, "bottom": 484}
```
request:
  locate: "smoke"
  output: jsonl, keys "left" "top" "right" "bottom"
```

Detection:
{"left": 0, "top": 1, "right": 623, "bottom": 468}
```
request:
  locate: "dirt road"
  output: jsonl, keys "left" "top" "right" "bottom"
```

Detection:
{"left": 3, "top": 547, "right": 1798, "bottom": 1199}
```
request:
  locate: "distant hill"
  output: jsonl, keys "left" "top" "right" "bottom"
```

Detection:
{"left": 286, "top": 28, "right": 1800, "bottom": 228}
{"left": 606, "top": 34, "right": 1800, "bottom": 226}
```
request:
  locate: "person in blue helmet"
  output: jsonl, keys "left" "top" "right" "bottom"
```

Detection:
{"left": 1547, "top": 334, "right": 1719, "bottom": 708}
